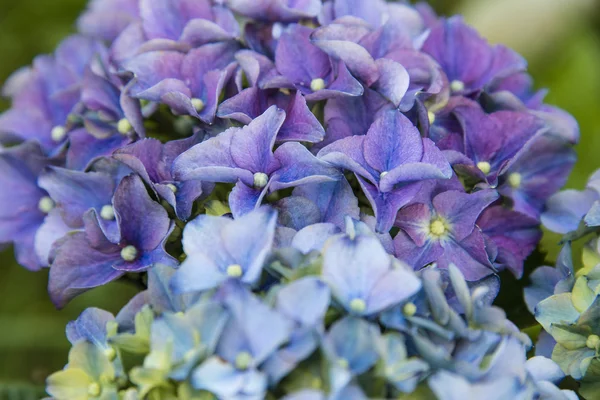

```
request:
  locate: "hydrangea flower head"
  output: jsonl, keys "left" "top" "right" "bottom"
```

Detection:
{"left": 0, "top": 0, "right": 584, "bottom": 398}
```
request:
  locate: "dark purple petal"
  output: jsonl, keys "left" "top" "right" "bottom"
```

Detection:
{"left": 438, "top": 229, "right": 495, "bottom": 281}
{"left": 114, "top": 138, "right": 168, "bottom": 184}
{"left": 113, "top": 174, "right": 171, "bottom": 251}
{"left": 478, "top": 206, "right": 541, "bottom": 278}
{"left": 393, "top": 230, "right": 443, "bottom": 271}
{"left": 0, "top": 142, "right": 48, "bottom": 246}
{"left": 310, "top": 31, "right": 379, "bottom": 87}
{"left": 275, "top": 196, "right": 322, "bottom": 231}
{"left": 498, "top": 134, "right": 576, "bottom": 219}
{"left": 394, "top": 203, "right": 433, "bottom": 246}
{"left": 66, "top": 129, "right": 132, "bottom": 171}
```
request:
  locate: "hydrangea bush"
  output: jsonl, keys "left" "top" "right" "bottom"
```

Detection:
{"left": 0, "top": 0, "right": 589, "bottom": 398}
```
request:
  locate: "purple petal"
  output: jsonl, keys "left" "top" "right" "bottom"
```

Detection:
{"left": 293, "top": 178, "right": 360, "bottom": 229}
{"left": 310, "top": 33, "right": 379, "bottom": 87}
{"left": 271, "top": 142, "right": 342, "bottom": 191}
{"left": 332, "top": 0, "right": 388, "bottom": 27}
{"left": 113, "top": 174, "right": 171, "bottom": 251}
{"left": 77, "top": 0, "right": 140, "bottom": 42}
{"left": 292, "top": 223, "right": 339, "bottom": 254}
{"left": 358, "top": 176, "right": 422, "bottom": 233}
{"left": 35, "top": 209, "right": 72, "bottom": 266}
{"left": 438, "top": 230, "right": 495, "bottom": 281}
{"left": 478, "top": 206, "right": 541, "bottom": 278}
{"left": 422, "top": 16, "right": 494, "bottom": 90}
{"left": 541, "top": 189, "right": 598, "bottom": 234}
{"left": 173, "top": 127, "right": 254, "bottom": 185}
{"left": 38, "top": 167, "right": 115, "bottom": 228}
{"left": 66, "top": 129, "right": 132, "bottom": 171}
{"left": 393, "top": 230, "right": 443, "bottom": 270}
{"left": 372, "top": 58, "right": 409, "bottom": 107}
{"left": 318, "top": 135, "right": 377, "bottom": 184}
{"left": 230, "top": 106, "right": 285, "bottom": 174}
{"left": 229, "top": 181, "right": 270, "bottom": 218}
{"left": 363, "top": 110, "right": 423, "bottom": 173}
{"left": 48, "top": 230, "right": 123, "bottom": 308}
{"left": 122, "top": 51, "right": 186, "bottom": 100}
{"left": 276, "top": 24, "right": 332, "bottom": 86}
{"left": 433, "top": 189, "right": 499, "bottom": 241}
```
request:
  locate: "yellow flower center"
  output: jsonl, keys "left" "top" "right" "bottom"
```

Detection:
{"left": 117, "top": 118, "right": 132, "bottom": 135}
{"left": 477, "top": 161, "right": 491, "bottom": 175}
{"left": 38, "top": 196, "right": 55, "bottom": 214}
{"left": 226, "top": 264, "right": 243, "bottom": 278}
{"left": 403, "top": 302, "right": 417, "bottom": 317}
{"left": 120, "top": 245, "right": 138, "bottom": 262}
{"left": 310, "top": 78, "right": 326, "bottom": 92}
{"left": 51, "top": 125, "right": 67, "bottom": 142}
{"left": 191, "top": 98, "right": 205, "bottom": 112}
{"left": 235, "top": 351, "right": 253, "bottom": 370}
{"left": 450, "top": 80, "right": 465, "bottom": 92}
{"left": 508, "top": 172, "right": 522, "bottom": 189}
{"left": 429, "top": 219, "right": 447, "bottom": 237}
{"left": 349, "top": 298, "right": 367, "bottom": 314}
{"left": 100, "top": 205, "right": 115, "bottom": 220}
{"left": 253, "top": 172, "right": 269, "bottom": 188}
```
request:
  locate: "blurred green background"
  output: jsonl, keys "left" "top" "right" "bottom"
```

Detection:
{"left": 0, "top": 0, "right": 599, "bottom": 396}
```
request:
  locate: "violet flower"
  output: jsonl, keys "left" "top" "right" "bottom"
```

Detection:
{"left": 394, "top": 189, "right": 499, "bottom": 280}
{"left": 173, "top": 106, "right": 341, "bottom": 217}
{"left": 318, "top": 110, "right": 452, "bottom": 232}
{"left": 48, "top": 174, "right": 176, "bottom": 308}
